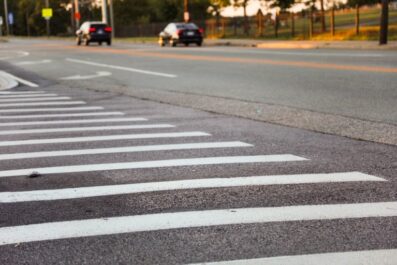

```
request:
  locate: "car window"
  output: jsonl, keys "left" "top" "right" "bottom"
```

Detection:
{"left": 91, "top": 24, "right": 106, "bottom": 29}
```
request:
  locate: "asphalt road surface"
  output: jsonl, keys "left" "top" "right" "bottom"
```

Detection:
{"left": 0, "top": 39, "right": 396, "bottom": 264}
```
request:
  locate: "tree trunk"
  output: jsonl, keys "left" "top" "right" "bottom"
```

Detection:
{"left": 320, "top": 0, "right": 326, "bottom": 32}
{"left": 291, "top": 12, "right": 295, "bottom": 37}
{"left": 275, "top": 13, "right": 279, "bottom": 38}
{"left": 379, "top": 0, "right": 389, "bottom": 44}
{"left": 355, "top": 4, "right": 360, "bottom": 35}
{"left": 243, "top": 4, "right": 249, "bottom": 36}
{"left": 309, "top": 9, "right": 314, "bottom": 38}
{"left": 330, "top": 6, "right": 335, "bottom": 36}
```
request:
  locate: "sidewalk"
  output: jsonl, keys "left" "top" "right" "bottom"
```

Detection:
{"left": 204, "top": 39, "right": 397, "bottom": 50}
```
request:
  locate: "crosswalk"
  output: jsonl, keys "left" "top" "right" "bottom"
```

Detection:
{"left": 0, "top": 89, "right": 396, "bottom": 264}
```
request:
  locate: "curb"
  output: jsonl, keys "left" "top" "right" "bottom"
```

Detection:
{"left": 0, "top": 71, "right": 19, "bottom": 90}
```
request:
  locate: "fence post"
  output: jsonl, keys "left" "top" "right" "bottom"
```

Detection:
{"left": 330, "top": 7, "right": 335, "bottom": 36}
{"left": 309, "top": 9, "right": 314, "bottom": 39}
{"left": 291, "top": 12, "right": 295, "bottom": 38}
{"left": 274, "top": 12, "right": 279, "bottom": 38}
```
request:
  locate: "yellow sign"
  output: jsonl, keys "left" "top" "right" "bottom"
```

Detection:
{"left": 42, "top": 8, "right": 53, "bottom": 19}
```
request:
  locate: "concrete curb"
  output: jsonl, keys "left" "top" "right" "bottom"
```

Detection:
{"left": 0, "top": 71, "right": 19, "bottom": 90}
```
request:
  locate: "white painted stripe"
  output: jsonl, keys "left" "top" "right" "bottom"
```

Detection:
{"left": 15, "top": 59, "right": 52, "bottom": 66}
{"left": 0, "top": 131, "right": 210, "bottom": 147}
{"left": 0, "top": 97, "right": 71, "bottom": 103}
{"left": 0, "top": 155, "right": 306, "bottom": 178}
{"left": 0, "top": 141, "right": 251, "bottom": 161}
{"left": 66, "top": 58, "right": 177, "bottom": 78}
{"left": 0, "top": 202, "right": 396, "bottom": 246}
{"left": 0, "top": 112, "right": 124, "bottom": 119}
{"left": 0, "top": 71, "right": 39, "bottom": 87}
{"left": 0, "top": 101, "right": 85, "bottom": 107}
{"left": 0, "top": 107, "right": 104, "bottom": 113}
{"left": 0, "top": 124, "right": 174, "bottom": 136}
{"left": 0, "top": 117, "right": 147, "bottom": 127}
{"left": 0, "top": 94, "right": 58, "bottom": 98}
{"left": 0, "top": 172, "right": 384, "bottom": 203}
{"left": 0, "top": 91, "right": 45, "bottom": 95}
{"left": 193, "top": 249, "right": 397, "bottom": 265}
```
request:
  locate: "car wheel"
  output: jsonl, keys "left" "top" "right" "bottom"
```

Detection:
{"left": 99, "top": 42, "right": 103, "bottom": 46}
{"left": 76, "top": 37, "right": 81, "bottom": 46}
{"left": 184, "top": 43, "right": 189, "bottom": 47}
{"left": 159, "top": 38, "right": 165, "bottom": 47}
{"left": 107, "top": 40, "right": 111, "bottom": 46}
{"left": 197, "top": 42, "right": 202, "bottom": 47}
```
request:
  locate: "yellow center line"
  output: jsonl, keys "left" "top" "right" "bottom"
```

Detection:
{"left": 36, "top": 44, "right": 397, "bottom": 74}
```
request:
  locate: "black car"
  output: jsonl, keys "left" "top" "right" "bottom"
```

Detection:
{"left": 159, "top": 23, "right": 203, "bottom": 47}
{"left": 76, "top": 22, "right": 112, "bottom": 46}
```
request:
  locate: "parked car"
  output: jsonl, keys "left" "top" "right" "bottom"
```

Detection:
{"left": 76, "top": 22, "right": 112, "bottom": 46}
{"left": 159, "top": 23, "right": 204, "bottom": 47}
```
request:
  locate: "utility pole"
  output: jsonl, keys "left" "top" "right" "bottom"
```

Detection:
{"left": 74, "top": 0, "right": 80, "bottom": 29}
{"left": 184, "top": 0, "right": 189, "bottom": 23}
{"left": 379, "top": 0, "right": 388, "bottom": 45}
{"left": 109, "top": 0, "right": 115, "bottom": 38}
{"left": 102, "top": 0, "right": 108, "bottom": 24}
{"left": 3, "top": 0, "right": 9, "bottom": 36}
{"left": 45, "top": 0, "right": 50, "bottom": 36}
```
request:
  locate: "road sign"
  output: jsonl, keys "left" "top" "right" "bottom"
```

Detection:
{"left": 8, "top": 12, "right": 14, "bottom": 25}
{"left": 42, "top": 8, "right": 53, "bottom": 19}
{"left": 74, "top": 12, "right": 81, "bottom": 21}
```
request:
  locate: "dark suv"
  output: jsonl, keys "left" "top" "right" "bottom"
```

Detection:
{"left": 159, "top": 23, "right": 203, "bottom": 47}
{"left": 76, "top": 22, "right": 112, "bottom": 46}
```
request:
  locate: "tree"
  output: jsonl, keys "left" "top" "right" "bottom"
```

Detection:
{"left": 208, "top": 0, "right": 229, "bottom": 27}
{"left": 232, "top": 0, "right": 250, "bottom": 35}
{"left": 347, "top": 0, "right": 377, "bottom": 35}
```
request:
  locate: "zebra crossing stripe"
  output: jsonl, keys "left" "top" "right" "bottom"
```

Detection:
{"left": 0, "top": 101, "right": 86, "bottom": 107}
{"left": 0, "top": 97, "right": 71, "bottom": 103}
{"left": 0, "top": 172, "right": 384, "bottom": 203}
{"left": 0, "top": 94, "right": 58, "bottom": 98}
{"left": 191, "top": 249, "right": 397, "bottom": 265}
{"left": 0, "top": 155, "right": 306, "bottom": 178}
{"left": 0, "top": 117, "right": 148, "bottom": 127}
{"left": 0, "top": 112, "right": 124, "bottom": 119}
{"left": 0, "top": 141, "right": 252, "bottom": 161}
{"left": 0, "top": 202, "right": 396, "bottom": 246}
{"left": 0, "top": 91, "right": 45, "bottom": 95}
{"left": 0, "top": 131, "right": 210, "bottom": 147}
{"left": 0, "top": 107, "right": 103, "bottom": 113}
{"left": 0, "top": 124, "right": 173, "bottom": 135}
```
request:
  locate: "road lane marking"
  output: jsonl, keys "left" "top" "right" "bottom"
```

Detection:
{"left": 0, "top": 112, "right": 124, "bottom": 119}
{"left": 0, "top": 106, "right": 104, "bottom": 113}
{"left": 60, "top": 71, "right": 112, "bottom": 80}
{"left": 0, "top": 51, "right": 29, "bottom": 60}
{"left": 0, "top": 141, "right": 252, "bottom": 161}
{"left": 0, "top": 172, "right": 384, "bottom": 203}
{"left": 0, "top": 101, "right": 86, "bottom": 107}
{"left": 193, "top": 249, "right": 397, "bottom": 265}
{"left": 15, "top": 59, "right": 52, "bottom": 66}
{"left": 0, "top": 202, "right": 395, "bottom": 246}
{"left": 0, "top": 124, "right": 174, "bottom": 136}
{"left": 0, "top": 71, "right": 39, "bottom": 87}
{"left": 0, "top": 93, "right": 58, "bottom": 98}
{"left": 0, "top": 131, "right": 210, "bottom": 147}
{"left": 0, "top": 117, "right": 147, "bottom": 127}
{"left": 0, "top": 91, "right": 45, "bottom": 95}
{"left": 0, "top": 155, "right": 306, "bottom": 178}
{"left": 66, "top": 58, "right": 178, "bottom": 78}
{"left": 0, "top": 97, "right": 71, "bottom": 103}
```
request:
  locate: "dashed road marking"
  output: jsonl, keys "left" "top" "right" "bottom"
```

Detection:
{"left": 0, "top": 93, "right": 58, "bottom": 98}
{"left": 0, "top": 112, "right": 124, "bottom": 119}
{"left": 0, "top": 106, "right": 104, "bottom": 113}
{"left": 0, "top": 97, "right": 71, "bottom": 103}
{"left": 0, "top": 101, "right": 86, "bottom": 108}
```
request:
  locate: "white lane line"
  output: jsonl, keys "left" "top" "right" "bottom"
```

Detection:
{"left": 0, "top": 155, "right": 306, "bottom": 178}
{"left": 0, "top": 51, "right": 30, "bottom": 60}
{"left": 0, "top": 91, "right": 45, "bottom": 95}
{"left": 0, "top": 106, "right": 104, "bottom": 113}
{"left": 0, "top": 112, "right": 124, "bottom": 119}
{"left": 0, "top": 124, "right": 174, "bottom": 136}
{"left": 0, "top": 172, "right": 384, "bottom": 203}
{"left": 0, "top": 141, "right": 251, "bottom": 161}
{"left": 60, "top": 71, "right": 112, "bottom": 80}
{"left": 0, "top": 202, "right": 396, "bottom": 246}
{"left": 0, "top": 71, "right": 39, "bottom": 88}
{"left": 66, "top": 58, "right": 177, "bottom": 78}
{"left": 0, "top": 94, "right": 58, "bottom": 98}
{"left": 193, "top": 249, "right": 397, "bottom": 265}
{"left": 0, "top": 131, "right": 210, "bottom": 147}
{"left": 0, "top": 97, "right": 71, "bottom": 103}
{"left": 0, "top": 117, "right": 147, "bottom": 127}
{"left": 0, "top": 101, "right": 85, "bottom": 107}
{"left": 15, "top": 59, "right": 52, "bottom": 66}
